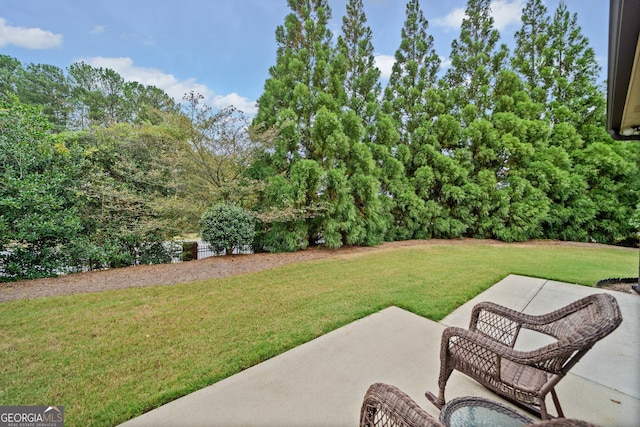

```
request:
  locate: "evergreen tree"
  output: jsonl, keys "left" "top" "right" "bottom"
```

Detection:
{"left": 336, "top": 0, "right": 388, "bottom": 245}
{"left": 411, "top": 115, "right": 472, "bottom": 239}
{"left": 545, "top": 0, "right": 604, "bottom": 130}
{"left": 511, "top": 0, "right": 551, "bottom": 106}
{"left": 66, "top": 62, "right": 178, "bottom": 129}
{"left": 382, "top": 0, "right": 440, "bottom": 146}
{"left": 252, "top": 0, "right": 336, "bottom": 250}
{"left": 529, "top": 141, "right": 595, "bottom": 242}
{"left": 0, "top": 55, "right": 21, "bottom": 100}
{"left": 68, "top": 62, "right": 127, "bottom": 127}
{"left": 16, "top": 63, "right": 72, "bottom": 132}
{"left": 577, "top": 141, "right": 640, "bottom": 243}
{"left": 254, "top": 0, "right": 337, "bottom": 167}
{"left": 253, "top": 0, "right": 386, "bottom": 250}
{"left": 377, "top": 0, "right": 441, "bottom": 240}
{"left": 489, "top": 98, "right": 549, "bottom": 241}
{"left": 337, "top": 0, "right": 381, "bottom": 133}
{"left": 444, "top": 0, "right": 508, "bottom": 118}
{"left": 122, "top": 81, "right": 180, "bottom": 124}
{"left": 368, "top": 113, "right": 423, "bottom": 242}
{"left": 442, "top": 1, "right": 531, "bottom": 241}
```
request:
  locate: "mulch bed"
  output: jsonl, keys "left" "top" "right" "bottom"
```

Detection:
{"left": 1, "top": 239, "right": 636, "bottom": 302}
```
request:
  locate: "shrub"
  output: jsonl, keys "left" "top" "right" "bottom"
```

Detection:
{"left": 137, "top": 241, "right": 178, "bottom": 265}
{"left": 200, "top": 204, "right": 256, "bottom": 255}
{"left": 1, "top": 246, "right": 64, "bottom": 281}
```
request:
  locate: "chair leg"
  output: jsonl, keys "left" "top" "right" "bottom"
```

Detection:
{"left": 426, "top": 363, "right": 453, "bottom": 409}
{"left": 539, "top": 397, "right": 549, "bottom": 420}
{"left": 438, "top": 387, "right": 446, "bottom": 406}
{"left": 550, "top": 389, "right": 564, "bottom": 418}
{"left": 425, "top": 391, "right": 443, "bottom": 409}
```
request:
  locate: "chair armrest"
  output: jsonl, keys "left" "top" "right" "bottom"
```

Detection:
{"left": 471, "top": 301, "right": 545, "bottom": 328}
{"left": 360, "top": 383, "right": 443, "bottom": 427}
{"left": 442, "top": 327, "right": 575, "bottom": 372}
{"left": 469, "top": 301, "right": 577, "bottom": 345}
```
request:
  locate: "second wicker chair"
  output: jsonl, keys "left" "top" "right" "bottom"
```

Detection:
{"left": 427, "top": 293, "right": 622, "bottom": 420}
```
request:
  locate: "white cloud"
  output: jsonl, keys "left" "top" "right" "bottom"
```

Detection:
{"left": 433, "top": 7, "right": 466, "bottom": 31}
{"left": 211, "top": 93, "right": 257, "bottom": 115}
{"left": 491, "top": 0, "right": 524, "bottom": 31}
{"left": 91, "top": 25, "right": 106, "bottom": 34}
{"left": 0, "top": 17, "right": 62, "bottom": 49}
{"left": 81, "top": 56, "right": 257, "bottom": 115}
{"left": 439, "top": 56, "right": 452, "bottom": 70}
{"left": 434, "top": 0, "right": 523, "bottom": 32}
{"left": 121, "top": 32, "right": 154, "bottom": 46}
{"left": 374, "top": 54, "right": 395, "bottom": 79}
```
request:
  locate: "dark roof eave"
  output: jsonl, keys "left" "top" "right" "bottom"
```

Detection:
{"left": 607, "top": 0, "right": 640, "bottom": 140}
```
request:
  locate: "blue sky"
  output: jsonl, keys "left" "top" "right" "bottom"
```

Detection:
{"left": 1, "top": 1, "right": 609, "bottom": 115}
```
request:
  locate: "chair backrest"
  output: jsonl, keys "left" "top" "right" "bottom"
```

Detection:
{"left": 360, "top": 383, "right": 444, "bottom": 427}
{"left": 536, "top": 293, "right": 622, "bottom": 342}
{"left": 529, "top": 293, "right": 622, "bottom": 373}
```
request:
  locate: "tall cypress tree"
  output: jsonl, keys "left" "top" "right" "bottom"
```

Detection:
{"left": 511, "top": 0, "right": 551, "bottom": 106}
{"left": 440, "top": 0, "right": 501, "bottom": 239}
{"left": 382, "top": 0, "right": 440, "bottom": 146}
{"left": 378, "top": 0, "right": 441, "bottom": 240}
{"left": 444, "top": 0, "right": 508, "bottom": 118}
{"left": 254, "top": 0, "right": 337, "bottom": 166}
{"left": 252, "top": 0, "right": 337, "bottom": 251}
{"left": 334, "top": 0, "right": 388, "bottom": 245}
{"left": 253, "top": 0, "right": 338, "bottom": 139}
{"left": 337, "top": 0, "right": 381, "bottom": 131}
{"left": 252, "top": 0, "right": 388, "bottom": 250}
{"left": 545, "top": 0, "right": 604, "bottom": 130}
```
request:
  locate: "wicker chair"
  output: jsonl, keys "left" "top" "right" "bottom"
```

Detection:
{"left": 361, "top": 383, "right": 444, "bottom": 427}
{"left": 427, "top": 293, "right": 622, "bottom": 420}
{"left": 361, "top": 383, "right": 600, "bottom": 427}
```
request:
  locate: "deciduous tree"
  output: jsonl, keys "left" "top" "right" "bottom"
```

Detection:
{"left": 62, "top": 121, "right": 183, "bottom": 268}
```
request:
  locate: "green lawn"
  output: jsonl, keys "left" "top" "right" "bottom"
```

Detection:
{"left": 0, "top": 242, "right": 636, "bottom": 426}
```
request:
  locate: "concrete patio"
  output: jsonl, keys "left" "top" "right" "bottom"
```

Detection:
{"left": 120, "top": 275, "right": 640, "bottom": 426}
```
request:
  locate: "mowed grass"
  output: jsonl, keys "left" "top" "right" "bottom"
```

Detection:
{"left": 0, "top": 242, "right": 636, "bottom": 426}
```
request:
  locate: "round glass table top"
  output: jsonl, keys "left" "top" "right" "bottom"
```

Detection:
{"left": 440, "top": 397, "right": 534, "bottom": 427}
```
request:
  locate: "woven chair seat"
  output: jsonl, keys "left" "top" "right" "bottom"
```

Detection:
{"left": 501, "top": 359, "right": 550, "bottom": 395}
